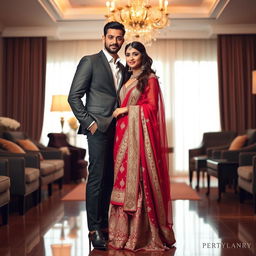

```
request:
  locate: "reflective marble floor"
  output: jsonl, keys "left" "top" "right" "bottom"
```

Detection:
{"left": 0, "top": 177, "right": 255, "bottom": 256}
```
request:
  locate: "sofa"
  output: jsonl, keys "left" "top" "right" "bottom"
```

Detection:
{"left": 238, "top": 152, "right": 256, "bottom": 214}
{"left": 0, "top": 158, "right": 10, "bottom": 224}
{"left": 1, "top": 131, "right": 64, "bottom": 202}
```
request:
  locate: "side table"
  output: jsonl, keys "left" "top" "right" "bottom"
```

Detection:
{"left": 206, "top": 159, "right": 238, "bottom": 201}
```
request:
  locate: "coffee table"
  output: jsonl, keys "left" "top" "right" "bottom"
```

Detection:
{"left": 206, "top": 159, "right": 238, "bottom": 201}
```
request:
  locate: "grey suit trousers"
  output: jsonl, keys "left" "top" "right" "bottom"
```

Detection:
{"left": 86, "top": 120, "right": 115, "bottom": 231}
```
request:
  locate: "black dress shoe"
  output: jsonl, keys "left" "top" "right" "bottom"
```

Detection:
{"left": 88, "top": 230, "right": 107, "bottom": 251}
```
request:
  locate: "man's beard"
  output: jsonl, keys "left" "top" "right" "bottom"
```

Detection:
{"left": 105, "top": 43, "right": 120, "bottom": 54}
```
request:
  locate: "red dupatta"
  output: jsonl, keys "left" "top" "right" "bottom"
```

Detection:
{"left": 111, "top": 76, "right": 173, "bottom": 238}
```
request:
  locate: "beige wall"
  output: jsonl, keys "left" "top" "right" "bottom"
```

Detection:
{"left": 0, "top": 37, "right": 3, "bottom": 115}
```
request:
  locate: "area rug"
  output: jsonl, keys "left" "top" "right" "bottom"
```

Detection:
{"left": 62, "top": 182, "right": 201, "bottom": 201}
{"left": 170, "top": 182, "right": 201, "bottom": 200}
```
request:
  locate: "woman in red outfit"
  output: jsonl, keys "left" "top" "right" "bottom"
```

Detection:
{"left": 109, "top": 41, "right": 175, "bottom": 251}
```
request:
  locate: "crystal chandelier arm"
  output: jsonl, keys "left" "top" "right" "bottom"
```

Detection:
{"left": 152, "top": 14, "right": 168, "bottom": 29}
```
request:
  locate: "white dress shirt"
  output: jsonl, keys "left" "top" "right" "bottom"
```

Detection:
{"left": 103, "top": 48, "right": 122, "bottom": 90}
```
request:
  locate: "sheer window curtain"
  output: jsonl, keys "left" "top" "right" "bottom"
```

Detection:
{"left": 148, "top": 39, "right": 220, "bottom": 174}
{"left": 42, "top": 39, "right": 220, "bottom": 174}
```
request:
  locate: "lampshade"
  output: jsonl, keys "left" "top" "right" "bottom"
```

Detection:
{"left": 253, "top": 71, "right": 256, "bottom": 94}
{"left": 51, "top": 244, "right": 72, "bottom": 256}
{"left": 51, "top": 95, "right": 71, "bottom": 112}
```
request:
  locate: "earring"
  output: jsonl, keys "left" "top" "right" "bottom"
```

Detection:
{"left": 141, "top": 65, "right": 145, "bottom": 71}
{"left": 128, "top": 66, "right": 132, "bottom": 72}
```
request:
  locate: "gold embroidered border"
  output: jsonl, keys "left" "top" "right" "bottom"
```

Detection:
{"left": 141, "top": 109, "right": 166, "bottom": 226}
{"left": 113, "top": 87, "right": 142, "bottom": 206}
{"left": 115, "top": 86, "right": 141, "bottom": 177}
{"left": 110, "top": 188, "right": 125, "bottom": 204}
{"left": 141, "top": 109, "right": 174, "bottom": 243}
{"left": 124, "top": 105, "right": 140, "bottom": 211}
{"left": 114, "top": 128, "right": 128, "bottom": 184}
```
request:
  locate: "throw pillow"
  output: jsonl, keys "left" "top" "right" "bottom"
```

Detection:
{"left": 229, "top": 135, "right": 248, "bottom": 150}
{"left": 0, "top": 138, "right": 25, "bottom": 153}
{"left": 16, "top": 139, "right": 44, "bottom": 160}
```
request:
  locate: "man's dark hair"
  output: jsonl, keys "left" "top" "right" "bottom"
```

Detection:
{"left": 104, "top": 21, "right": 125, "bottom": 36}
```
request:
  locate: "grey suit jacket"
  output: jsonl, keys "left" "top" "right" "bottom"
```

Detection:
{"left": 68, "top": 50, "right": 124, "bottom": 134}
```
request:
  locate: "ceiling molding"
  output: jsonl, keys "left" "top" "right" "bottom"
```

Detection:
{"left": 2, "top": 27, "right": 58, "bottom": 38}
{"left": 208, "top": 0, "right": 230, "bottom": 18}
{"left": 2, "top": 22, "right": 254, "bottom": 40}
{"left": 38, "top": 0, "right": 61, "bottom": 22}
{"left": 211, "top": 24, "right": 256, "bottom": 34}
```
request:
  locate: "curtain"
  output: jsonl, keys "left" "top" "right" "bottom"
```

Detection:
{"left": 0, "top": 38, "right": 3, "bottom": 115}
{"left": 2, "top": 37, "right": 47, "bottom": 140}
{"left": 42, "top": 39, "right": 220, "bottom": 174}
{"left": 218, "top": 34, "right": 256, "bottom": 133}
{"left": 147, "top": 39, "right": 220, "bottom": 174}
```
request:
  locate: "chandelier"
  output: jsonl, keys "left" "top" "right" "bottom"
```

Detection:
{"left": 105, "top": 0, "right": 169, "bottom": 45}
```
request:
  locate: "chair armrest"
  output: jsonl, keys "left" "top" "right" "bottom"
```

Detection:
{"left": 239, "top": 143, "right": 256, "bottom": 152}
{"left": 189, "top": 147, "right": 204, "bottom": 158}
{"left": 69, "top": 146, "right": 86, "bottom": 159}
{"left": 211, "top": 150, "right": 223, "bottom": 159}
{"left": 239, "top": 152, "right": 256, "bottom": 166}
{"left": 206, "top": 145, "right": 230, "bottom": 158}
{"left": 5, "top": 157, "right": 26, "bottom": 195}
{"left": 253, "top": 156, "right": 256, "bottom": 194}
{"left": 0, "top": 158, "right": 9, "bottom": 176}
{"left": 0, "top": 151, "right": 40, "bottom": 168}
{"left": 0, "top": 152, "right": 26, "bottom": 158}
{"left": 221, "top": 150, "right": 240, "bottom": 162}
{"left": 40, "top": 148, "right": 63, "bottom": 159}
{"left": 220, "top": 143, "right": 256, "bottom": 163}
{"left": 23, "top": 152, "right": 40, "bottom": 168}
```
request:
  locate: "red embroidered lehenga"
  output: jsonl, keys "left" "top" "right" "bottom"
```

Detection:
{"left": 109, "top": 75, "right": 176, "bottom": 251}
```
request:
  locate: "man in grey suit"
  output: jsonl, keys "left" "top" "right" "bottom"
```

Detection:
{"left": 68, "top": 21, "right": 125, "bottom": 250}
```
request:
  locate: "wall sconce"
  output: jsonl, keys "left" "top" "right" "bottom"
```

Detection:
{"left": 50, "top": 95, "right": 71, "bottom": 132}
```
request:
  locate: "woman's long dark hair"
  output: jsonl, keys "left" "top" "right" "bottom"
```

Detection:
{"left": 124, "top": 41, "right": 155, "bottom": 92}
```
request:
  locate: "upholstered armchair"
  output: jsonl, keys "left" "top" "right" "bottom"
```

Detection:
{"left": 237, "top": 152, "right": 256, "bottom": 214}
{"left": 2, "top": 131, "right": 64, "bottom": 201}
{"left": 47, "top": 133, "right": 88, "bottom": 183}
{"left": 0, "top": 149, "right": 40, "bottom": 215}
{"left": 211, "top": 129, "right": 256, "bottom": 162}
{"left": 189, "top": 131, "right": 237, "bottom": 185}
{"left": 0, "top": 158, "right": 10, "bottom": 224}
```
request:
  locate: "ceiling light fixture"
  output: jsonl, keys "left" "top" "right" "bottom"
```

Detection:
{"left": 105, "top": 0, "right": 169, "bottom": 45}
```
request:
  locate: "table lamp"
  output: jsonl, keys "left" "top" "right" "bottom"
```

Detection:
{"left": 51, "top": 244, "right": 72, "bottom": 256}
{"left": 51, "top": 95, "right": 71, "bottom": 132}
{"left": 253, "top": 70, "right": 256, "bottom": 94}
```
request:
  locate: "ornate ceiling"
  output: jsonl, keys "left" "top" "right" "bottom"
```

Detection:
{"left": 0, "top": 0, "right": 256, "bottom": 40}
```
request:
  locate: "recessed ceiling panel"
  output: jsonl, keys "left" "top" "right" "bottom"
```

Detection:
{"left": 39, "top": 0, "right": 228, "bottom": 21}
{"left": 69, "top": 0, "right": 206, "bottom": 8}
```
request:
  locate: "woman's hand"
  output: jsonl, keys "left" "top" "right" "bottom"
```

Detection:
{"left": 112, "top": 107, "right": 128, "bottom": 118}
